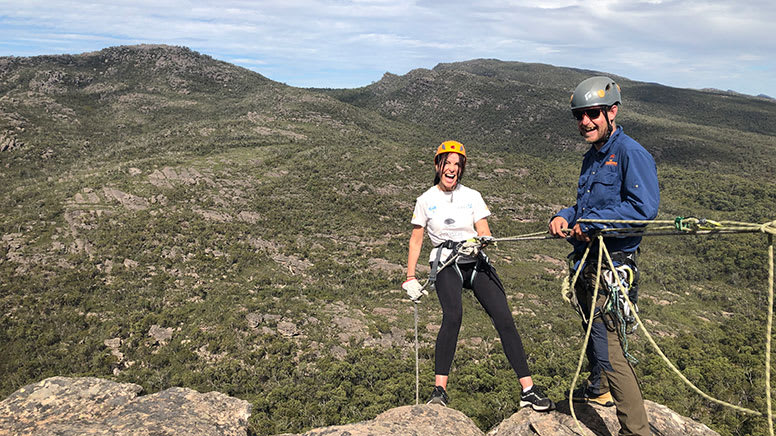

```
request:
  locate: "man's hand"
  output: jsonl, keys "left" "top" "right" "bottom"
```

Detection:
{"left": 402, "top": 278, "right": 427, "bottom": 302}
{"left": 570, "top": 223, "right": 591, "bottom": 242}
{"left": 549, "top": 216, "right": 569, "bottom": 237}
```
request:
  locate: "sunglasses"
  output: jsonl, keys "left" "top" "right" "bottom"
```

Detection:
{"left": 572, "top": 107, "right": 605, "bottom": 121}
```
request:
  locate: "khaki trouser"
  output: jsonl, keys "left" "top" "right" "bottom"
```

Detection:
{"left": 577, "top": 267, "right": 651, "bottom": 436}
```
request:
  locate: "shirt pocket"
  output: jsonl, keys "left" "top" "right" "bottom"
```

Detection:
{"left": 577, "top": 175, "right": 589, "bottom": 197}
{"left": 590, "top": 170, "right": 620, "bottom": 204}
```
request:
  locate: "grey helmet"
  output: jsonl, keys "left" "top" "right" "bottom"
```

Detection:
{"left": 570, "top": 76, "right": 621, "bottom": 110}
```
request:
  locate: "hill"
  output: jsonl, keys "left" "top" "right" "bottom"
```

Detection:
{"left": 2, "top": 45, "right": 776, "bottom": 435}
{"left": 325, "top": 58, "right": 776, "bottom": 180}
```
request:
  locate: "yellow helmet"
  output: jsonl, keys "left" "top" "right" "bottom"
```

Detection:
{"left": 435, "top": 140, "right": 466, "bottom": 160}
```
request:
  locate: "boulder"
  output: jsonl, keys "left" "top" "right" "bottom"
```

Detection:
{"left": 297, "top": 404, "right": 483, "bottom": 436}
{"left": 0, "top": 376, "right": 251, "bottom": 436}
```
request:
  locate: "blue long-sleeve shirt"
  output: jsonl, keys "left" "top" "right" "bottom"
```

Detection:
{"left": 555, "top": 126, "right": 660, "bottom": 255}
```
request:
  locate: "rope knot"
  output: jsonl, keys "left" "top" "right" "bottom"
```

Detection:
{"left": 674, "top": 216, "right": 690, "bottom": 231}
{"left": 761, "top": 220, "right": 776, "bottom": 235}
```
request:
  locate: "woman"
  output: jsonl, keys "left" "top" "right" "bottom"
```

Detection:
{"left": 403, "top": 140, "right": 554, "bottom": 411}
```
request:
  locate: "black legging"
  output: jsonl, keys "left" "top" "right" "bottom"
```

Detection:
{"left": 433, "top": 259, "right": 531, "bottom": 378}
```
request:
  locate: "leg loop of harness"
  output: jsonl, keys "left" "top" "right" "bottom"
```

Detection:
{"left": 453, "top": 262, "right": 464, "bottom": 285}
{"left": 467, "top": 250, "right": 497, "bottom": 289}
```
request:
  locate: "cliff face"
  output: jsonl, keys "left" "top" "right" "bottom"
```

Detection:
{"left": 1, "top": 376, "right": 719, "bottom": 436}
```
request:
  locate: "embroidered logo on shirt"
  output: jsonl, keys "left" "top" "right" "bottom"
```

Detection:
{"left": 444, "top": 218, "right": 456, "bottom": 225}
{"left": 605, "top": 154, "right": 618, "bottom": 166}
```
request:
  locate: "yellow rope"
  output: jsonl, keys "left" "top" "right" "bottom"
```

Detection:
{"left": 491, "top": 217, "right": 776, "bottom": 429}
{"left": 767, "top": 234, "right": 774, "bottom": 435}
{"left": 563, "top": 236, "right": 763, "bottom": 435}
{"left": 603, "top": 243, "right": 762, "bottom": 416}
{"left": 567, "top": 238, "right": 600, "bottom": 436}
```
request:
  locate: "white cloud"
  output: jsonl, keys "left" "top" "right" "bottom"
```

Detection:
{"left": 0, "top": 0, "right": 774, "bottom": 95}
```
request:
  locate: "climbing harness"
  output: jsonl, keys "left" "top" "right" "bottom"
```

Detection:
{"left": 566, "top": 252, "right": 637, "bottom": 328}
{"left": 568, "top": 252, "right": 640, "bottom": 366}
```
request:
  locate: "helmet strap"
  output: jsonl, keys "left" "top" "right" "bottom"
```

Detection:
{"left": 594, "top": 105, "right": 614, "bottom": 147}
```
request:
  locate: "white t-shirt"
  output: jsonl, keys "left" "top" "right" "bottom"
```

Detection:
{"left": 411, "top": 184, "right": 491, "bottom": 264}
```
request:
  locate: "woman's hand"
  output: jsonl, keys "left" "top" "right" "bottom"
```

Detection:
{"left": 402, "top": 277, "right": 427, "bottom": 302}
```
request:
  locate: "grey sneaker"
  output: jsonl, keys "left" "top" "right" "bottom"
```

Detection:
{"left": 427, "top": 386, "right": 449, "bottom": 406}
{"left": 520, "top": 385, "right": 555, "bottom": 411}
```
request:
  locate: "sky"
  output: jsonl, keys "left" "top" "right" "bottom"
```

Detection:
{"left": 1, "top": 1, "right": 775, "bottom": 98}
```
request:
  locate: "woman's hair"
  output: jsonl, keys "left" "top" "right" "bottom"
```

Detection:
{"left": 433, "top": 152, "right": 466, "bottom": 186}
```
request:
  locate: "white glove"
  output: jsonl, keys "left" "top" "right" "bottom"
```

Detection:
{"left": 458, "top": 238, "right": 481, "bottom": 257}
{"left": 402, "top": 278, "right": 427, "bottom": 302}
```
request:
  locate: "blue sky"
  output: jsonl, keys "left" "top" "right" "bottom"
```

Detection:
{"left": 1, "top": 1, "right": 775, "bottom": 97}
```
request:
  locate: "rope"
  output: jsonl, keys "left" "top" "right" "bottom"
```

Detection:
{"left": 414, "top": 301, "right": 420, "bottom": 405}
{"left": 493, "top": 231, "right": 557, "bottom": 242}
{"left": 406, "top": 217, "right": 776, "bottom": 426}
{"left": 489, "top": 217, "right": 776, "bottom": 429}
{"left": 600, "top": 240, "right": 761, "bottom": 416}
{"left": 563, "top": 235, "right": 762, "bottom": 436}
{"left": 577, "top": 218, "right": 776, "bottom": 236}
{"left": 567, "top": 237, "right": 601, "bottom": 436}
{"left": 765, "top": 235, "right": 776, "bottom": 436}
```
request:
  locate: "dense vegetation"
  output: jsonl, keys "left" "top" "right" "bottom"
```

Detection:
{"left": 1, "top": 45, "right": 775, "bottom": 435}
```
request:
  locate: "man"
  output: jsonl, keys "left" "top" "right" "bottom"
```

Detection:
{"left": 549, "top": 76, "right": 659, "bottom": 436}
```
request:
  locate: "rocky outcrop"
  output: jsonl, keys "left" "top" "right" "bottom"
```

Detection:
{"left": 278, "top": 400, "right": 719, "bottom": 436}
{"left": 0, "top": 377, "right": 251, "bottom": 436}
{"left": 487, "top": 399, "right": 719, "bottom": 436}
{"left": 283, "top": 405, "right": 484, "bottom": 436}
{"left": 0, "top": 377, "right": 720, "bottom": 436}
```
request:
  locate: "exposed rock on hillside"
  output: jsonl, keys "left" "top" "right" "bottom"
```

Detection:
{"left": 0, "top": 377, "right": 251, "bottom": 436}
{"left": 0, "top": 131, "right": 22, "bottom": 151}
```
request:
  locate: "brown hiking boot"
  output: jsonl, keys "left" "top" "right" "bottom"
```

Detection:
{"left": 572, "top": 387, "right": 615, "bottom": 407}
